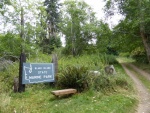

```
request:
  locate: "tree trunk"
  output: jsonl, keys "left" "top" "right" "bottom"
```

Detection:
{"left": 20, "top": 7, "right": 24, "bottom": 39}
{"left": 139, "top": 0, "right": 150, "bottom": 63}
{"left": 141, "top": 32, "right": 150, "bottom": 63}
{"left": 20, "top": 7, "right": 25, "bottom": 53}
{"left": 48, "top": 22, "right": 51, "bottom": 39}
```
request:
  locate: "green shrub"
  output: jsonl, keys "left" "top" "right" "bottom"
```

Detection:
{"left": 58, "top": 54, "right": 104, "bottom": 73}
{"left": 0, "top": 33, "right": 38, "bottom": 60}
{"left": 57, "top": 64, "right": 128, "bottom": 93}
{"left": 0, "top": 62, "right": 19, "bottom": 92}
{"left": 99, "top": 54, "right": 118, "bottom": 65}
{"left": 57, "top": 65, "right": 89, "bottom": 92}
{"left": 88, "top": 75, "right": 116, "bottom": 92}
{"left": 131, "top": 47, "right": 148, "bottom": 63}
{"left": 115, "top": 77, "right": 128, "bottom": 87}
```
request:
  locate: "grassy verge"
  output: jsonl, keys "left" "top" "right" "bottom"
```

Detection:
{"left": 0, "top": 88, "right": 137, "bottom": 113}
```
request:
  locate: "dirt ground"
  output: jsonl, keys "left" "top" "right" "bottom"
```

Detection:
{"left": 121, "top": 63, "right": 150, "bottom": 113}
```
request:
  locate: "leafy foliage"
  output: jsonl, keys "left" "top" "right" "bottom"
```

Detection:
{"left": 131, "top": 47, "right": 148, "bottom": 63}
{"left": 104, "top": 0, "right": 150, "bottom": 63}
{"left": 99, "top": 54, "right": 118, "bottom": 65}
{"left": 0, "top": 33, "right": 38, "bottom": 60}
{"left": 0, "top": 33, "right": 21, "bottom": 56}
{"left": 96, "top": 21, "right": 112, "bottom": 53}
{"left": 59, "top": 0, "right": 111, "bottom": 56}
{"left": 42, "top": 0, "right": 61, "bottom": 54}
{"left": 88, "top": 75, "right": 115, "bottom": 92}
{"left": 44, "top": 0, "right": 60, "bottom": 33}
{"left": 40, "top": 35, "right": 62, "bottom": 54}
{"left": 0, "top": 0, "right": 11, "bottom": 15}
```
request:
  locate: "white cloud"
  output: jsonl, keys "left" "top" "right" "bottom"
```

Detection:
{"left": 83, "top": 0, "right": 123, "bottom": 28}
{"left": 83, "top": 0, "right": 105, "bottom": 20}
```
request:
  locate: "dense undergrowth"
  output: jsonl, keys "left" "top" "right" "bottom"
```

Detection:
{"left": 0, "top": 53, "right": 137, "bottom": 113}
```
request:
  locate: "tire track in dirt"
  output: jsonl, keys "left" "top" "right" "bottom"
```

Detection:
{"left": 129, "top": 63, "right": 150, "bottom": 81}
{"left": 121, "top": 63, "right": 150, "bottom": 113}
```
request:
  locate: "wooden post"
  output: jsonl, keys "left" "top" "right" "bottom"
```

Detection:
{"left": 51, "top": 54, "right": 58, "bottom": 86}
{"left": 14, "top": 77, "right": 19, "bottom": 92}
{"left": 52, "top": 54, "right": 58, "bottom": 76}
{"left": 18, "top": 53, "right": 26, "bottom": 92}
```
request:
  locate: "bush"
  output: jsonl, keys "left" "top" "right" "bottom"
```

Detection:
{"left": 131, "top": 47, "right": 148, "bottom": 63}
{"left": 115, "top": 77, "right": 129, "bottom": 89}
{"left": 57, "top": 65, "right": 89, "bottom": 92}
{"left": 0, "top": 62, "right": 19, "bottom": 92}
{"left": 0, "top": 33, "right": 37, "bottom": 60}
{"left": 57, "top": 64, "right": 128, "bottom": 93}
{"left": 0, "top": 33, "right": 22, "bottom": 57}
{"left": 88, "top": 75, "right": 116, "bottom": 92}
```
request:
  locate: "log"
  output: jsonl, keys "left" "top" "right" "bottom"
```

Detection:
{"left": 51, "top": 88, "right": 77, "bottom": 97}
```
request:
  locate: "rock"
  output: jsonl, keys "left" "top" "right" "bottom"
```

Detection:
{"left": 104, "top": 65, "right": 116, "bottom": 75}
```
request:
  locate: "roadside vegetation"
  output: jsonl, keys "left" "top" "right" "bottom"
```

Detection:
{"left": 0, "top": 53, "right": 138, "bottom": 113}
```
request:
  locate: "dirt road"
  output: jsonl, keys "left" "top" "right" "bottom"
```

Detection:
{"left": 121, "top": 63, "right": 150, "bottom": 113}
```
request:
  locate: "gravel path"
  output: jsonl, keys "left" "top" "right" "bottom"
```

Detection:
{"left": 121, "top": 63, "right": 150, "bottom": 113}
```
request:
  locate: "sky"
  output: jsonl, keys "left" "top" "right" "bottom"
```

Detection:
{"left": 82, "top": 0, "right": 123, "bottom": 27}
{"left": 84, "top": 0, "right": 105, "bottom": 19}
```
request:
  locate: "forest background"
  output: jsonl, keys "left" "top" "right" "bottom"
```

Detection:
{"left": 0, "top": 0, "right": 149, "bottom": 63}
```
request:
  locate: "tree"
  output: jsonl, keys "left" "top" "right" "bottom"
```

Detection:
{"left": 0, "top": 0, "right": 11, "bottom": 15}
{"left": 44, "top": 0, "right": 60, "bottom": 38}
{"left": 43, "top": 0, "right": 61, "bottom": 54}
{"left": 0, "top": 0, "right": 46, "bottom": 56}
{"left": 112, "top": 19, "right": 143, "bottom": 53}
{"left": 104, "top": 0, "right": 150, "bottom": 63}
{"left": 59, "top": 0, "right": 98, "bottom": 56}
{"left": 95, "top": 21, "right": 112, "bottom": 54}
{"left": 0, "top": 33, "right": 22, "bottom": 56}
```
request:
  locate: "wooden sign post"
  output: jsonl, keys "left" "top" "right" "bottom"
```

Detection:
{"left": 18, "top": 53, "right": 26, "bottom": 92}
{"left": 17, "top": 53, "right": 55, "bottom": 93}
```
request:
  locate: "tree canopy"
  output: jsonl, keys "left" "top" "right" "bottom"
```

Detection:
{"left": 105, "top": 0, "right": 150, "bottom": 63}
{"left": 0, "top": 0, "right": 150, "bottom": 63}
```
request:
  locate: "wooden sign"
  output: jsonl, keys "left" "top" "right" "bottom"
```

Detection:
{"left": 22, "top": 63, "right": 55, "bottom": 84}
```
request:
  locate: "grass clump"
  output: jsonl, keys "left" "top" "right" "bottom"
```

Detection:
{"left": 89, "top": 75, "right": 115, "bottom": 92}
{"left": 99, "top": 54, "right": 119, "bottom": 65}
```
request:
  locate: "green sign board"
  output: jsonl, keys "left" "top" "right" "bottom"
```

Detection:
{"left": 22, "top": 63, "right": 55, "bottom": 84}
